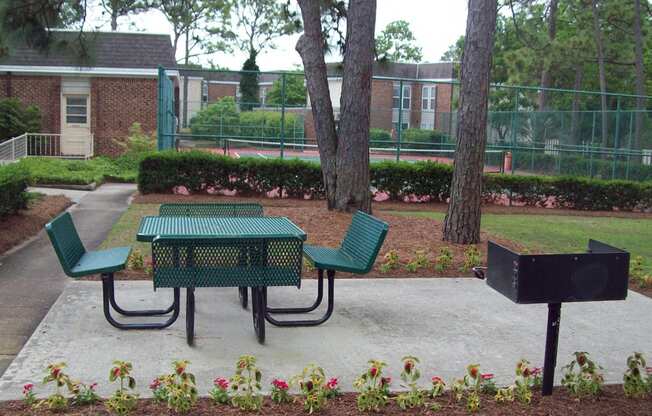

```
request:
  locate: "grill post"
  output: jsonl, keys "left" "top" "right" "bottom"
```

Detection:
{"left": 542, "top": 302, "right": 562, "bottom": 396}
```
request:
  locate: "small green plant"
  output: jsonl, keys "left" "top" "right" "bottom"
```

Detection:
{"left": 38, "top": 362, "right": 74, "bottom": 412}
{"left": 561, "top": 352, "right": 604, "bottom": 398}
{"left": 354, "top": 359, "right": 391, "bottom": 412}
{"left": 463, "top": 365, "right": 481, "bottom": 413}
{"left": 105, "top": 360, "right": 138, "bottom": 416}
{"left": 494, "top": 386, "right": 515, "bottom": 404}
{"left": 513, "top": 359, "right": 540, "bottom": 404}
{"left": 396, "top": 356, "right": 426, "bottom": 409}
{"left": 127, "top": 249, "right": 144, "bottom": 270}
{"left": 291, "top": 364, "right": 330, "bottom": 414}
{"left": 429, "top": 376, "right": 446, "bottom": 398}
{"left": 435, "top": 247, "right": 453, "bottom": 272}
{"left": 149, "top": 377, "right": 168, "bottom": 404}
{"left": 405, "top": 250, "right": 430, "bottom": 273}
{"left": 72, "top": 382, "right": 100, "bottom": 406}
{"left": 156, "top": 360, "right": 198, "bottom": 414}
{"left": 479, "top": 373, "right": 497, "bottom": 395}
{"left": 630, "top": 256, "right": 652, "bottom": 288}
{"left": 379, "top": 250, "right": 400, "bottom": 273}
{"left": 623, "top": 352, "right": 652, "bottom": 398}
{"left": 270, "top": 378, "right": 291, "bottom": 404}
{"left": 230, "top": 355, "right": 263, "bottom": 411}
{"left": 209, "top": 377, "right": 230, "bottom": 405}
{"left": 303, "top": 257, "right": 316, "bottom": 273}
{"left": 460, "top": 246, "right": 482, "bottom": 272}
{"left": 324, "top": 377, "right": 340, "bottom": 399}
{"left": 22, "top": 383, "right": 37, "bottom": 407}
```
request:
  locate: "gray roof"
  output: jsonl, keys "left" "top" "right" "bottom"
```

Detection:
{"left": 326, "top": 61, "right": 455, "bottom": 80}
{"left": 0, "top": 31, "right": 176, "bottom": 69}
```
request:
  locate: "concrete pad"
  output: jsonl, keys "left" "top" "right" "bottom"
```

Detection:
{"left": 0, "top": 278, "right": 651, "bottom": 400}
{"left": 28, "top": 187, "right": 90, "bottom": 204}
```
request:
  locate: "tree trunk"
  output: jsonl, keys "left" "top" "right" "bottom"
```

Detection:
{"left": 569, "top": 63, "right": 583, "bottom": 145}
{"left": 591, "top": 0, "right": 609, "bottom": 148}
{"left": 633, "top": 0, "right": 645, "bottom": 150}
{"left": 443, "top": 0, "right": 497, "bottom": 244}
{"left": 296, "top": 0, "right": 338, "bottom": 208}
{"left": 111, "top": 9, "right": 118, "bottom": 31}
{"left": 334, "top": 0, "right": 376, "bottom": 213}
{"left": 538, "top": 0, "right": 558, "bottom": 112}
{"left": 182, "top": 32, "right": 190, "bottom": 128}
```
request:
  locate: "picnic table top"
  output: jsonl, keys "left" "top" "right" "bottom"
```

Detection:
{"left": 136, "top": 216, "right": 307, "bottom": 242}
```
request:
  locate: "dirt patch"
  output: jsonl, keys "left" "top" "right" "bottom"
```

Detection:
{"left": 0, "top": 195, "right": 72, "bottom": 255}
{"left": 1, "top": 387, "right": 651, "bottom": 415}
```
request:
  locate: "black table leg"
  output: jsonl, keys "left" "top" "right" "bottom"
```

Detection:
{"left": 186, "top": 287, "right": 195, "bottom": 346}
{"left": 542, "top": 302, "right": 562, "bottom": 396}
{"left": 251, "top": 287, "right": 266, "bottom": 344}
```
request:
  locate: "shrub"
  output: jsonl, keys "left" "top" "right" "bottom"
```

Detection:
{"left": 369, "top": 128, "right": 392, "bottom": 147}
{"left": 190, "top": 97, "right": 239, "bottom": 136}
{"left": 561, "top": 352, "right": 604, "bottom": 398}
{"left": 0, "top": 98, "right": 41, "bottom": 141}
{"left": 156, "top": 360, "right": 198, "bottom": 414}
{"left": 0, "top": 163, "right": 30, "bottom": 218}
{"left": 290, "top": 364, "right": 331, "bottom": 413}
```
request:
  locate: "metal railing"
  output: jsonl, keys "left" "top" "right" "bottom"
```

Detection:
{"left": 0, "top": 133, "right": 94, "bottom": 164}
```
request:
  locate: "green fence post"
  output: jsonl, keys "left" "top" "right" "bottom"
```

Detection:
{"left": 396, "top": 80, "right": 404, "bottom": 162}
{"left": 589, "top": 112, "right": 596, "bottom": 178}
{"left": 280, "top": 73, "right": 287, "bottom": 159}
{"left": 626, "top": 111, "right": 634, "bottom": 180}
{"left": 612, "top": 97, "right": 621, "bottom": 179}
{"left": 510, "top": 89, "right": 519, "bottom": 174}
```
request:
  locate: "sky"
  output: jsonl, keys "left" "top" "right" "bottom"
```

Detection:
{"left": 86, "top": 0, "right": 468, "bottom": 70}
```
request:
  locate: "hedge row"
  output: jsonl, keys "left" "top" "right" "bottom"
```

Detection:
{"left": 0, "top": 163, "right": 30, "bottom": 218}
{"left": 138, "top": 151, "right": 652, "bottom": 211}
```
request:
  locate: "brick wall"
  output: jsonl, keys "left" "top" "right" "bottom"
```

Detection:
{"left": 91, "top": 77, "right": 158, "bottom": 156}
{"left": 435, "top": 83, "right": 453, "bottom": 131}
{"left": 208, "top": 83, "right": 237, "bottom": 103}
{"left": 370, "top": 80, "right": 394, "bottom": 131}
{"left": 0, "top": 75, "right": 61, "bottom": 134}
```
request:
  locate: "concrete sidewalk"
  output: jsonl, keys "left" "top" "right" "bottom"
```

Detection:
{"left": 1, "top": 278, "right": 650, "bottom": 400}
{"left": 0, "top": 184, "right": 136, "bottom": 376}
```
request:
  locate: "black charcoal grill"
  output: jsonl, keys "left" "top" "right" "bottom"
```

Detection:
{"left": 473, "top": 240, "right": 629, "bottom": 396}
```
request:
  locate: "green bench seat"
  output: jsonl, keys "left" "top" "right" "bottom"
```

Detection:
{"left": 45, "top": 212, "right": 180, "bottom": 331}
{"left": 159, "top": 203, "right": 263, "bottom": 217}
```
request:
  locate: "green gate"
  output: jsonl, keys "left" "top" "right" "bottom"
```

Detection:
{"left": 157, "top": 66, "right": 175, "bottom": 151}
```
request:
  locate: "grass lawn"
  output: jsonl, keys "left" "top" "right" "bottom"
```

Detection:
{"left": 99, "top": 203, "right": 157, "bottom": 253}
{"left": 391, "top": 210, "right": 652, "bottom": 272}
{"left": 17, "top": 156, "right": 138, "bottom": 186}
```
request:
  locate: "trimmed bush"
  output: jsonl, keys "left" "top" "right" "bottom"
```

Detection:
{"left": 369, "top": 128, "right": 393, "bottom": 147}
{"left": 0, "top": 98, "right": 41, "bottom": 142}
{"left": 138, "top": 151, "right": 652, "bottom": 211}
{"left": 0, "top": 163, "right": 30, "bottom": 218}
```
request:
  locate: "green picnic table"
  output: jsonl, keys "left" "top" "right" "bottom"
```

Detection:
{"left": 137, "top": 216, "right": 306, "bottom": 345}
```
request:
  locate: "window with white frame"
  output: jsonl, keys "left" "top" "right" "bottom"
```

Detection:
{"left": 65, "top": 96, "right": 88, "bottom": 124}
{"left": 422, "top": 85, "right": 436, "bottom": 111}
{"left": 260, "top": 87, "right": 267, "bottom": 107}
{"left": 201, "top": 81, "right": 208, "bottom": 106}
{"left": 392, "top": 83, "right": 411, "bottom": 109}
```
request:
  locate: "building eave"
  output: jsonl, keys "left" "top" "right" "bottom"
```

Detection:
{"left": 0, "top": 65, "right": 177, "bottom": 78}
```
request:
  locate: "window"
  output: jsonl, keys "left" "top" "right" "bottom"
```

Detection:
{"left": 392, "top": 83, "right": 411, "bottom": 109}
{"left": 201, "top": 81, "right": 208, "bottom": 105}
{"left": 393, "top": 121, "right": 409, "bottom": 131}
{"left": 422, "top": 86, "right": 436, "bottom": 111}
{"left": 65, "top": 96, "right": 87, "bottom": 124}
{"left": 260, "top": 87, "right": 267, "bottom": 107}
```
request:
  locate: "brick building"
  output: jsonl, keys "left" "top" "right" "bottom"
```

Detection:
{"left": 0, "top": 31, "right": 176, "bottom": 156}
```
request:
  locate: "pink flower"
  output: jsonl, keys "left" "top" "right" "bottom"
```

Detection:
{"left": 431, "top": 376, "right": 444, "bottom": 384}
{"left": 481, "top": 373, "right": 494, "bottom": 381}
{"left": 51, "top": 368, "right": 61, "bottom": 378}
{"left": 272, "top": 379, "right": 289, "bottom": 390}
{"left": 22, "top": 383, "right": 34, "bottom": 394}
{"left": 112, "top": 368, "right": 121, "bottom": 378}
{"left": 531, "top": 367, "right": 542, "bottom": 376}
{"left": 380, "top": 377, "right": 391, "bottom": 387}
{"left": 646, "top": 367, "right": 652, "bottom": 375}
{"left": 369, "top": 367, "right": 378, "bottom": 377}
{"left": 90, "top": 383, "right": 98, "bottom": 391}
{"left": 326, "top": 378, "right": 338, "bottom": 390}
{"left": 214, "top": 377, "right": 229, "bottom": 390}
{"left": 149, "top": 378, "right": 161, "bottom": 390}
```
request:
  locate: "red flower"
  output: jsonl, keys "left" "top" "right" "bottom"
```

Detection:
{"left": 51, "top": 368, "right": 61, "bottom": 378}
{"left": 577, "top": 354, "right": 587, "bottom": 366}
{"left": 369, "top": 367, "right": 378, "bottom": 377}
{"left": 214, "top": 377, "right": 229, "bottom": 390}
{"left": 381, "top": 377, "right": 391, "bottom": 387}
{"left": 404, "top": 361, "right": 413, "bottom": 373}
{"left": 176, "top": 366, "right": 185, "bottom": 375}
{"left": 305, "top": 381, "right": 314, "bottom": 391}
{"left": 90, "top": 383, "right": 98, "bottom": 390}
{"left": 522, "top": 367, "right": 531, "bottom": 377}
{"left": 113, "top": 368, "right": 121, "bottom": 378}
{"left": 326, "top": 378, "right": 338, "bottom": 390}
{"left": 149, "top": 378, "right": 161, "bottom": 390}
{"left": 22, "top": 383, "right": 34, "bottom": 394}
{"left": 469, "top": 367, "right": 479, "bottom": 379}
{"left": 481, "top": 373, "right": 494, "bottom": 380}
{"left": 431, "top": 376, "right": 443, "bottom": 384}
{"left": 272, "top": 379, "right": 289, "bottom": 390}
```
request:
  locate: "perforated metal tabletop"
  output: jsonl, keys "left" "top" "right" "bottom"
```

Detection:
{"left": 136, "top": 216, "right": 307, "bottom": 242}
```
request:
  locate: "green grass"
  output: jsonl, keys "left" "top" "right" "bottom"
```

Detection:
{"left": 390, "top": 210, "right": 652, "bottom": 272}
{"left": 100, "top": 203, "right": 158, "bottom": 253}
{"left": 17, "top": 156, "right": 138, "bottom": 186}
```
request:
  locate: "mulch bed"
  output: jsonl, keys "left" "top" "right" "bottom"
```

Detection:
{"left": 0, "top": 195, "right": 72, "bottom": 255}
{"left": 1, "top": 387, "right": 651, "bottom": 415}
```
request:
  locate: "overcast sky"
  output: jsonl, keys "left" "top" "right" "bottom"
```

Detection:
{"left": 87, "top": 0, "right": 468, "bottom": 70}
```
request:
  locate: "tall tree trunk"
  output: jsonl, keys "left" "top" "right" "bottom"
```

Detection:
{"left": 538, "top": 0, "right": 558, "bottom": 111}
{"left": 334, "top": 0, "right": 375, "bottom": 213}
{"left": 591, "top": 0, "right": 609, "bottom": 148}
{"left": 443, "top": 0, "right": 497, "bottom": 244}
{"left": 633, "top": 0, "right": 646, "bottom": 150}
{"left": 569, "top": 63, "right": 583, "bottom": 145}
{"left": 111, "top": 9, "right": 118, "bottom": 31}
{"left": 296, "top": 0, "right": 338, "bottom": 208}
{"left": 182, "top": 32, "right": 190, "bottom": 128}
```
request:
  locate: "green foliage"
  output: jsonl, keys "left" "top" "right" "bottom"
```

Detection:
{"left": 290, "top": 364, "right": 331, "bottom": 414}
{"left": 190, "top": 96, "right": 239, "bottom": 136}
{"left": 266, "top": 74, "right": 307, "bottom": 107}
{"left": 435, "top": 247, "right": 453, "bottom": 273}
{"left": 561, "top": 352, "right": 604, "bottom": 398}
{"left": 106, "top": 360, "right": 138, "bottom": 416}
{"left": 16, "top": 157, "right": 134, "bottom": 185}
{"left": 460, "top": 246, "right": 482, "bottom": 272}
{"left": 71, "top": 382, "right": 100, "bottom": 406}
{"left": 111, "top": 122, "right": 156, "bottom": 172}
{"left": 156, "top": 360, "right": 198, "bottom": 414}
{"left": 209, "top": 377, "right": 230, "bottom": 405}
{"left": 127, "top": 249, "right": 144, "bottom": 270}
{"left": 270, "top": 378, "right": 291, "bottom": 405}
{"left": 401, "top": 128, "right": 449, "bottom": 146}
{"left": 405, "top": 250, "right": 430, "bottom": 272}
{"left": 230, "top": 355, "right": 263, "bottom": 411}
{"left": 36, "top": 362, "right": 75, "bottom": 412}
{"left": 354, "top": 359, "right": 391, "bottom": 412}
{"left": 623, "top": 352, "right": 652, "bottom": 398}
{"left": 0, "top": 98, "right": 41, "bottom": 141}
{"left": 396, "top": 356, "right": 426, "bottom": 410}
{"left": 0, "top": 163, "right": 29, "bottom": 218}
{"left": 379, "top": 250, "right": 400, "bottom": 273}
{"left": 630, "top": 256, "right": 652, "bottom": 288}
{"left": 375, "top": 20, "right": 422, "bottom": 63}
{"left": 240, "top": 52, "right": 260, "bottom": 111}
{"left": 369, "top": 128, "right": 392, "bottom": 146}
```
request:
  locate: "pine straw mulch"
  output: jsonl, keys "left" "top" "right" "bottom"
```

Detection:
{"left": 0, "top": 195, "right": 72, "bottom": 255}
{"left": 1, "top": 387, "right": 651, "bottom": 415}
